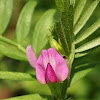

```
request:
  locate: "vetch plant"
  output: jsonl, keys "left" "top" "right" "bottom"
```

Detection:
{"left": 26, "top": 45, "right": 69, "bottom": 99}
{"left": 0, "top": 0, "right": 100, "bottom": 100}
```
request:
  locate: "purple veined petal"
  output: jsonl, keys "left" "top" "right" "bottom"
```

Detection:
{"left": 48, "top": 48, "right": 69, "bottom": 82}
{"left": 26, "top": 45, "right": 37, "bottom": 69}
{"left": 45, "top": 63, "right": 57, "bottom": 83}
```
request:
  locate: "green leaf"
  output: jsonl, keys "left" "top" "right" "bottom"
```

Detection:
{"left": 57, "top": 0, "right": 74, "bottom": 57}
{"left": 74, "top": 0, "right": 99, "bottom": 35}
{"left": 55, "top": 0, "right": 64, "bottom": 13}
{"left": 0, "top": 0, "right": 13, "bottom": 35}
{"left": 0, "top": 71, "right": 36, "bottom": 81}
{"left": 75, "top": 37, "right": 100, "bottom": 53}
{"left": 70, "top": 63, "right": 94, "bottom": 86}
{"left": 0, "top": 38, "right": 27, "bottom": 60}
{"left": 22, "top": 81, "right": 51, "bottom": 96}
{"left": 16, "top": 0, "right": 37, "bottom": 43}
{"left": 75, "top": 52, "right": 88, "bottom": 58}
{"left": 74, "top": 0, "right": 87, "bottom": 25}
{"left": 61, "top": 0, "right": 70, "bottom": 53}
{"left": 75, "top": 18, "right": 100, "bottom": 44}
{"left": 56, "top": 22, "right": 69, "bottom": 56}
{"left": 4, "top": 94, "right": 47, "bottom": 100}
{"left": 75, "top": 46, "right": 100, "bottom": 65}
{"left": 70, "top": 46, "right": 100, "bottom": 86}
{"left": 32, "top": 9, "right": 57, "bottom": 55}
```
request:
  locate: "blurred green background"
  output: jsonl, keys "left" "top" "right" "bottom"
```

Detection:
{"left": 0, "top": 0, "right": 100, "bottom": 100}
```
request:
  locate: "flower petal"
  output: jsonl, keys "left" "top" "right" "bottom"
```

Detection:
{"left": 45, "top": 63, "right": 57, "bottom": 83}
{"left": 36, "top": 50, "right": 49, "bottom": 69}
{"left": 26, "top": 45, "right": 37, "bottom": 69}
{"left": 35, "top": 50, "right": 49, "bottom": 84}
{"left": 36, "top": 64, "right": 46, "bottom": 84}
{"left": 48, "top": 48, "right": 69, "bottom": 82}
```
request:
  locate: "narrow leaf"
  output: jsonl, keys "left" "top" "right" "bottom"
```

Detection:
{"left": 55, "top": 0, "right": 64, "bottom": 13}
{"left": 56, "top": 22, "right": 69, "bottom": 56}
{"left": 60, "top": 0, "right": 74, "bottom": 56}
{"left": 0, "top": 71, "right": 36, "bottom": 81}
{"left": 32, "top": 9, "right": 57, "bottom": 55}
{"left": 74, "top": 0, "right": 99, "bottom": 35}
{"left": 0, "top": 41, "right": 27, "bottom": 60}
{"left": 75, "top": 18, "right": 100, "bottom": 44}
{"left": 68, "top": 4, "right": 74, "bottom": 44}
{"left": 70, "top": 46, "right": 100, "bottom": 86}
{"left": 74, "top": 0, "right": 87, "bottom": 25}
{"left": 70, "top": 63, "right": 94, "bottom": 86}
{"left": 16, "top": 0, "right": 37, "bottom": 43}
{"left": 4, "top": 94, "right": 47, "bottom": 100}
{"left": 75, "top": 52, "right": 88, "bottom": 58}
{"left": 75, "top": 42, "right": 100, "bottom": 59}
{"left": 75, "top": 37, "right": 100, "bottom": 53}
{"left": 23, "top": 81, "right": 51, "bottom": 95}
{"left": 0, "top": 0, "right": 13, "bottom": 35}
{"left": 74, "top": 46, "right": 100, "bottom": 66}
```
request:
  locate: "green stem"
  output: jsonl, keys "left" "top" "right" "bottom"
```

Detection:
{"left": 48, "top": 83, "right": 61, "bottom": 100}
{"left": 0, "top": 35, "right": 26, "bottom": 53}
{"left": 56, "top": 22, "right": 70, "bottom": 57}
{"left": 60, "top": 44, "right": 75, "bottom": 100}
{"left": 60, "top": 79, "right": 68, "bottom": 100}
{"left": 60, "top": 63, "right": 71, "bottom": 100}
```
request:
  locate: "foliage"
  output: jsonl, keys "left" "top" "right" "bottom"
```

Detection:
{"left": 0, "top": 0, "right": 100, "bottom": 99}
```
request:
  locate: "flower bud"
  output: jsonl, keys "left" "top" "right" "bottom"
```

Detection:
{"left": 49, "top": 37, "right": 65, "bottom": 56}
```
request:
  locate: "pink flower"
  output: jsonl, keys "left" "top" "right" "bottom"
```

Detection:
{"left": 26, "top": 45, "right": 69, "bottom": 84}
